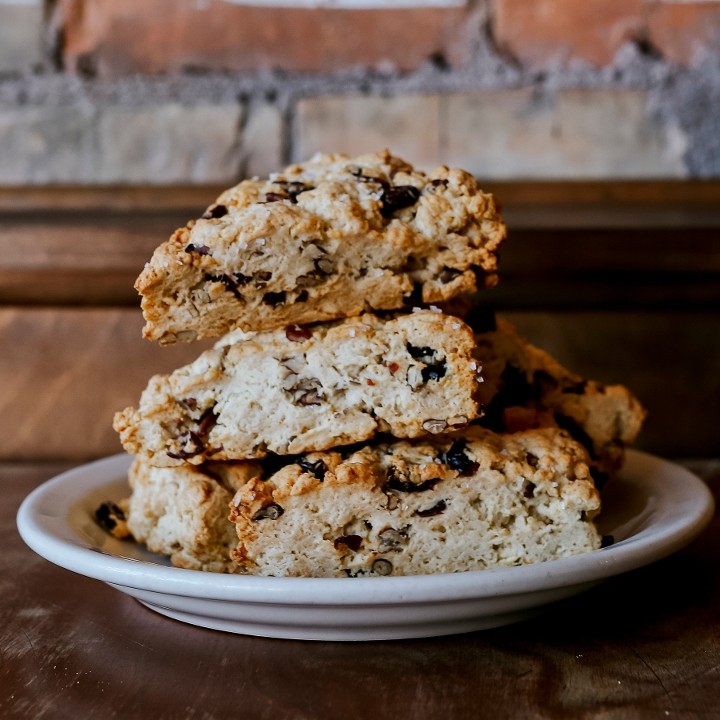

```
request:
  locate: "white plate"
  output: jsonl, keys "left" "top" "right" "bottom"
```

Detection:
{"left": 16, "top": 451, "right": 714, "bottom": 641}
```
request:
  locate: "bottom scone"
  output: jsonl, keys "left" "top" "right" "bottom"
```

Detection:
{"left": 124, "top": 427, "right": 602, "bottom": 576}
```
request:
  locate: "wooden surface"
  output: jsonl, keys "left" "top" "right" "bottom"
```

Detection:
{"left": 2, "top": 460, "right": 719, "bottom": 720}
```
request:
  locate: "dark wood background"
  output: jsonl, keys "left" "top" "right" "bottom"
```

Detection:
{"left": 1, "top": 181, "right": 718, "bottom": 462}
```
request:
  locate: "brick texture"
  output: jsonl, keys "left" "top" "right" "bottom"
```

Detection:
{"left": 493, "top": 0, "right": 645, "bottom": 68}
{"left": 443, "top": 89, "right": 688, "bottom": 178}
{"left": 648, "top": 1, "right": 720, "bottom": 65}
{"left": 295, "top": 90, "right": 688, "bottom": 178}
{"left": 294, "top": 95, "right": 442, "bottom": 169}
{"left": 0, "top": 101, "right": 282, "bottom": 184}
{"left": 54, "top": 0, "right": 473, "bottom": 77}
{"left": 0, "top": 1, "right": 44, "bottom": 73}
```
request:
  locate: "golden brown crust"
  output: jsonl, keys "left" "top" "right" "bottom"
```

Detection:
{"left": 227, "top": 427, "right": 601, "bottom": 577}
{"left": 136, "top": 150, "right": 505, "bottom": 344}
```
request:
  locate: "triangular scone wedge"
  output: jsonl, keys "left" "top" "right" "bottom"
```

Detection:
{"left": 228, "top": 427, "right": 601, "bottom": 577}
{"left": 120, "top": 427, "right": 600, "bottom": 576}
{"left": 464, "top": 311, "right": 646, "bottom": 484}
{"left": 114, "top": 310, "right": 481, "bottom": 466}
{"left": 136, "top": 150, "right": 506, "bottom": 344}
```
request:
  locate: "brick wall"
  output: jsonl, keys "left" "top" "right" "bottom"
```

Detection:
{"left": 0, "top": 0, "right": 718, "bottom": 182}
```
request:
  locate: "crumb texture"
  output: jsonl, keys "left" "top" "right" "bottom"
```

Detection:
{"left": 114, "top": 310, "right": 481, "bottom": 464}
{"left": 126, "top": 456, "right": 263, "bottom": 572}
{"left": 136, "top": 150, "right": 505, "bottom": 344}
{"left": 228, "top": 427, "right": 601, "bottom": 577}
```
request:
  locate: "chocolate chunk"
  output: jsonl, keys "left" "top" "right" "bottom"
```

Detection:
{"left": 442, "top": 440, "right": 479, "bottom": 477}
{"left": 274, "top": 180, "right": 309, "bottom": 202}
{"left": 421, "top": 359, "right": 446, "bottom": 382}
{"left": 526, "top": 453, "right": 539, "bottom": 467}
{"left": 439, "top": 267, "right": 463, "bottom": 284}
{"left": 297, "top": 457, "right": 327, "bottom": 480}
{"left": 262, "top": 291, "right": 286, "bottom": 306}
{"left": 523, "top": 482, "right": 536, "bottom": 498}
{"left": 385, "top": 467, "right": 440, "bottom": 493}
{"left": 166, "top": 431, "right": 205, "bottom": 460}
{"left": 406, "top": 344, "right": 436, "bottom": 363}
{"left": 202, "top": 204, "right": 228, "bottom": 219}
{"left": 95, "top": 501, "right": 125, "bottom": 532}
{"left": 415, "top": 499, "right": 447, "bottom": 518}
{"left": 206, "top": 272, "right": 251, "bottom": 301}
{"left": 264, "top": 192, "right": 288, "bottom": 203}
{"left": 334, "top": 535, "right": 363, "bottom": 552}
{"left": 252, "top": 503, "right": 284, "bottom": 521}
{"left": 184, "top": 243, "right": 211, "bottom": 256}
{"left": 196, "top": 407, "right": 218, "bottom": 438}
{"left": 380, "top": 185, "right": 421, "bottom": 218}
{"left": 351, "top": 168, "right": 387, "bottom": 185}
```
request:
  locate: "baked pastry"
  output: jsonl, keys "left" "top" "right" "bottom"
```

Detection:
{"left": 125, "top": 456, "right": 261, "bottom": 572}
{"left": 135, "top": 150, "right": 506, "bottom": 344}
{"left": 121, "top": 427, "right": 600, "bottom": 575}
{"left": 464, "top": 309, "right": 645, "bottom": 484}
{"left": 114, "top": 310, "right": 481, "bottom": 466}
{"left": 229, "top": 427, "right": 601, "bottom": 577}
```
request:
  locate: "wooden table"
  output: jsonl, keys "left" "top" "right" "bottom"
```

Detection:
{"left": 2, "top": 461, "right": 719, "bottom": 719}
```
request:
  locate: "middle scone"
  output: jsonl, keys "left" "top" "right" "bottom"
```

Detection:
{"left": 114, "top": 309, "right": 481, "bottom": 465}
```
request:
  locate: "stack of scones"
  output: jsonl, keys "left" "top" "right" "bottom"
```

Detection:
{"left": 103, "top": 150, "right": 645, "bottom": 577}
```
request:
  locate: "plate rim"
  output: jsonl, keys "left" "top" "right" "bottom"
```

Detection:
{"left": 16, "top": 450, "right": 715, "bottom": 607}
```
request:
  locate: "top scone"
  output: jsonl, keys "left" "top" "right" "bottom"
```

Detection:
{"left": 136, "top": 150, "right": 506, "bottom": 344}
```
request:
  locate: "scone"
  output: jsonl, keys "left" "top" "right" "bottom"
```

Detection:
{"left": 229, "top": 427, "right": 601, "bottom": 577}
{"left": 135, "top": 150, "right": 506, "bottom": 344}
{"left": 114, "top": 310, "right": 481, "bottom": 466}
{"left": 465, "top": 309, "right": 645, "bottom": 484}
{"left": 125, "top": 456, "right": 261, "bottom": 572}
